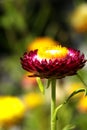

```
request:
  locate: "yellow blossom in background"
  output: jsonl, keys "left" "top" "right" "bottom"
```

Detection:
{"left": 0, "top": 94, "right": 45, "bottom": 126}
{"left": 27, "top": 37, "right": 58, "bottom": 51}
{"left": 23, "top": 92, "right": 45, "bottom": 109}
{"left": 77, "top": 96, "right": 87, "bottom": 113}
{"left": 66, "top": 82, "right": 85, "bottom": 99}
{"left": 0, "top": 96, "right": 25, "bottom": 126}
{"left": 70, "top": 3, "right": 87, "bottom": 32}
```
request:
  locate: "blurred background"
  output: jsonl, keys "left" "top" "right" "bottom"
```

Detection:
{"left": 0, "top": 0, "right": 87, "bottom": 130}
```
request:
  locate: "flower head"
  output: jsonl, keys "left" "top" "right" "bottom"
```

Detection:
{"left": 70, "top": 3, "right": 87, "bottom": 32}
{"left": 0, "top": 96, "right": 25, "bottom": 126}
{"left": 21, "top": 45, "right": 86, "bottom": 79}
{"left": 27, "top": 37, "right": 58, "bottom": 51}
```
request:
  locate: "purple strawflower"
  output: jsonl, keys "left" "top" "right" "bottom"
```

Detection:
{"left": 20, "top": 45, "right": 86, "bottom": 79}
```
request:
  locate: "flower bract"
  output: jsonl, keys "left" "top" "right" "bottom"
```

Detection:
{"left": 21, "top": 45, "right": 86, "bottom": 79}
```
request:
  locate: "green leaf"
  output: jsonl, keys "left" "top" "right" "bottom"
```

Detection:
{"left": 36, "top": 77, "right": 45, "bottom": 94}
{"left": 46, "top": 79, "right": 51, "bottom": 88}
{"left": 63, "top": 124, "right": 75, "bottom": 130}
{"left": 66, "top": 88, "right": 86, "bottom": 103}
{"left": 53, "top": 88, "right": 86, "bottom": 121}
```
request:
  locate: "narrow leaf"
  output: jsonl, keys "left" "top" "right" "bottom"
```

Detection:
{"left": 46, "top": 79, "right": 51, "bottom": 88}
{"left": 53, "top": 88, "right": 86, "bottom": 121}
{"left": 66, "top": 88, "right": 86, "bottom": 102}
{"left": 36, "top": 77, "right": 45, "bottom": 94}
{"left": 63, "top": 125, "right": 75, "bottom": 130}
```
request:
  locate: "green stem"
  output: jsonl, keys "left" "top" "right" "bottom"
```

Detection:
{"left": 51, "top": 79, "right": 56, "bottom": 130}
{"left": 53, "top": 88, "right": 86, "bottom": 121}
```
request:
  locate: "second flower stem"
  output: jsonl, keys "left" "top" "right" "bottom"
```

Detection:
{"left": 51, "top": 79, "right": 56, "bottom": 130}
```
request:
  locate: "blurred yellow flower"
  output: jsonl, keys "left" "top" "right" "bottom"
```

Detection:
{"left": 0, "top": 93, "right": 45, "bottom": 126}
{"left": 27, "top": 37, "right": 58, "bottom": 51}
{"left": 77, "top": 96, "right": 87, "bottom": 113}
{"left": 0, "top": 96, "right": 25, "bottom": 126}
{"left": 23, "top": 92, "right": 44, "bottom": 109}
{"left": 70, "top": 3, "right": 87, "bottom": 32}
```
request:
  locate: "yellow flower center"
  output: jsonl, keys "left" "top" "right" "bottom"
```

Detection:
{"left": 37, "top": 45, "right": 68, "bottom": 59}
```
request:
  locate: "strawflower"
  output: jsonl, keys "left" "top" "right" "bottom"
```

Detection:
{"left": 21, "top": 45, "right": 86, "bottom": 79}
{"left": 27, "top": 37, "right": 58, "bottom": 51}
{"left": 0, "top": 94, "right": 44, "bottom": 127}
{"left": 70, "top": 3, "right": 87, "bottom": 32}
{"left": 0, "top": 96, "right": 25, "bottom": 126}
{"left": 20, "top": 43, "right": 86, "bottom": 130}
